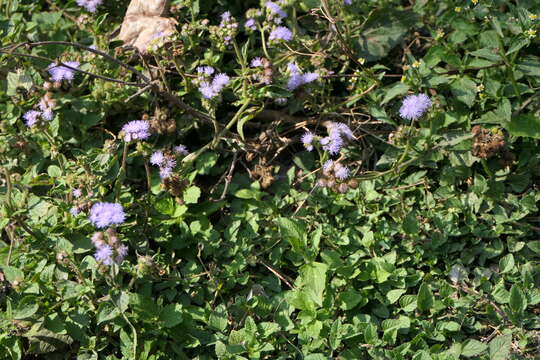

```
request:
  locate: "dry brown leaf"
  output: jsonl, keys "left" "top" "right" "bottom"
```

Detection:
{"left": 117, "top": 0, "right": 177, "bottom": 54}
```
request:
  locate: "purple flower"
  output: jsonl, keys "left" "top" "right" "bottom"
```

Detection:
{"left": 73, "top": 189, "right": 82, "bottom": 198}
{"left": 287, "top": 74, "right": 305, "bottom": 91}
{"left": 159, "top": 166, "right": 174, "bottom": 179}
{"left": 302, "top": 72, "right": 319, "bottom": 84}
{"left": 344, "top": 0, "right": 352, "bottom": 4}
{"left": 329, "top": 122, "right": 354, "bottom": 140}
{"left": 321, "top": 135, "right": 343, "bottom": 155}
{"left": 266, "top": 1, "right": 288, "bottom": 18}
{"left": 245, "top": 18, "right": 257, "bottom": 30}
{"left": 173, "top": 145, "right": 189, "bottom": 155}
{"left": 269, "top": 26, "right": 293, "bottom": 41}
{"left": 301, "top": 131, "right": 314, "bottom": 151}
{"left": 42, "top": 109, "right": 54, "bottom": 121}
{"left": 399, "top": 93, "right": 432, "bottom": 120}
{"left": 48, "top": 61, "right": 80, "bottom": 82}
{"left": 287, "top": 62, "right": 300, "bottom": 75}
{"left": 212, "top": 73, "right": 230, "bottom": 89}
{"left": 115, "top": 244, "right": 129, "bottom": 264}
{"left": 323, "top": 159, "right": 334, "bottom": 172}
{"left": 334, "top": 164, "right": 350, "bottom": 180}
{"left": 122, "top": 120, "right": 151, "bottom": 142}
{"left": 94, "top": 245, "right": 113, "bottom": 265}
{"left": 76, "top": 0, "right": 103, "bottom": 12}
{"left": 221, "top": 11, "right": 232, "bottom": 23}
{"left": 70, "top": 207, "right": 80, "bottom": 216}
{"left": 199, "top": 81, "right": 217, "bottom": 99}
{"left": 150, "top": 151, "right": 165, "bottom": 166}
{"left": 23, "top": 110, "right": 41, "bottom": 127}
{"left": 197, "top": 66, "right": 215, "bottom": 76}
{"left": 250, "top": 57, "right": 264, "bottom": 68}
{"left": 89, "top": 202, "right": 125, "bottom": 228}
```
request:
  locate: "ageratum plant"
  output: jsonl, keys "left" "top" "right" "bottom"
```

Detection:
{"left": 0, "top": 0, "right": 540, "bottom": 359}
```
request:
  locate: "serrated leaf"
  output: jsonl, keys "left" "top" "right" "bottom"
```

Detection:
{"left": 297, "top": 262, "right": 328, "bottom": 307}
{"left": 386, "top": 289, "right": 406, "bottom": 304}
{"left": 499, "top": 254, "right": 514, "bottom": 274}
{"left": 506, "top": 114, "right": 540, "bottom": 139}
{"left": 461, "top": 339, "right": 487, "bottom": 357}
{"left": 209, "top": 305, "right": 228, "bottom": 332}
{"left": 451, "top": 77, "right": 477, "bottom": 107}
{"left": 509, "top": 285, "right": 527, "bottom": 314}
{"left": 183, "top": 186, "right": 201, "bottom": 204}
{"left": 489, "top": 334, "right": 512, "bottom": 360}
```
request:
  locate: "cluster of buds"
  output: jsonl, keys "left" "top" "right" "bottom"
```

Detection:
{"left": 150, "top": 145, "right": 189, "bottom": 182}
{"left": 264, "top": 1, "right": 288, "bottom": 25}
{"left": 69, "top": 188, "right": 93, "bottom": 216}
{"left": 244, "top": 9, "right": 262, "bottom": 32}
{"left": 388, "top": 125, "right": 419, "bottom": 146}
{"left": 148, "top": 107, "right": 176, "bottom": 134}
{"left": 317, "top": 160, "right": 358, "bottom": 193}
{"left": 22, "top": 85, "right": 57, "bottom": 128}
{"left": 91, "top": 228, "right": 129, "bottom": 266}
{"left": 209, "top": 11, "right": 239, "bottom": 50}
{"left": 250, "top": 57, "right": 273, "bottom": 85}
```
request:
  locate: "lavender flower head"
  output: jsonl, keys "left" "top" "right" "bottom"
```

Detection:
{"left": 94, "top": 245, "right": 114, "bottom": 265}
{"left": 286, "top": 63, "right": 319, "bottom": 90}
{"left": 173, "top": 145, "right": 189, "bottom": 156}
{"left": 269, "top": 26, "right": 293, "bottom": 42}
{"left": 344, "top": 0, "right": 352, "bottom": 4}
{"left": 250, "top": 57, "right": 264, "bottom": 68}
{"left": 334, "top": 163, "right": 350, "bottom": 180}
{"left": 150, "top": 151, "right": 165, "bottom": 166}
{"left": 399, "top": 93, "right": 432, "bottom": 120}
{"left": 197, "top": 66, "right": 215, "bottom": 77}
{"left": 122, "top": 120, "right": 151, "bottom": 142}
{"left": 23, "top": 110, "right": 41, "bottom": 127}
{"left": 70, "top": 207, "right": 80, "bottom": 216}
{"left": 73, "top": 189, "right": 82, "bottom": 198}
{"left": 266, "top": 1, "right": 288, "bottom": 18}
{"left": 89, "top": 202, "right": 125, "bottom": 228}
{"left": 48, "top": 61, "right": 80, "bottom": 82}
{"left": 76, "top": 0, "right": 103, "bottom": 12}
{"left": 245, "top": 18, "right": 257, "bottom": 30}
{"left": 199, "top": 73, "right": 230, "bottom": 99}
{"left": 301, "top": 131, "right": 314, "bottom": 151}
{"left": 319, "top": 122, "right": 354, "bottom": 155}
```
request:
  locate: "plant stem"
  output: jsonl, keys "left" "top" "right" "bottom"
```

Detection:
{"left": 116, "top": 142, "right": 129, "bottom": 201}
{"left": 259, "top": 26, "right": 271, "bottom": 60}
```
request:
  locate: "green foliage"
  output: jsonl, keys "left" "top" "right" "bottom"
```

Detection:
{"left": 1, "top": 0, "right": 540, "bottom": 359}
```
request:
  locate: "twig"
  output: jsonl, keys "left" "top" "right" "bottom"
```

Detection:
{"left": 259, "top": 259, "right": 294, "bottom": 289}
{"left": 126, "top": 81, "right": 156, "bottom": 102}
{"left": 211, "top": 152, "right": 239, "bottom": 201}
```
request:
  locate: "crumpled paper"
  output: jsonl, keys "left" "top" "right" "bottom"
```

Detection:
{"left": 117, "top": 0, "right": 177, "bottom": 53}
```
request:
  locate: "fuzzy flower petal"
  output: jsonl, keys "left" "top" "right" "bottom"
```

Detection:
{"left": 89, "top": 202, "right": 126, "bottom": 228}
{"left": 399, "top": 93, "right": 432, "bottom": 120}
{"left": 269, "top": 26, "right": 293, "bottom": 41}
{"left": 122, "top": 120, "right": 151, "bottom": 142}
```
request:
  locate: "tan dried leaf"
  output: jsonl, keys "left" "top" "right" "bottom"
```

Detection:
{"left": 117, "top": 0, "right": 177, "bottom": 54}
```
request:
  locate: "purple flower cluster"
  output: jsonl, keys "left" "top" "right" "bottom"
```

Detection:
{"left": 301, "top": 131, "right": 314, "bottom": 151}
{"left": 48, "top": 61, "right": 80, "bottom": 82}
{"left": 399, "top": 93, "right": 432, "bottom": 120}
{"left": 344, "top": 0, "right": 353, "bottom": 4}
{"left": 266, "top": 1, "right": 288, "bottom": 19}
{"left": 92, "top": 231, "right": 128, "bottom": 266}
{"left": 322, "top": 160, "right": 350, "bottom": 180}
{"left": 320, "top": 122, "right": 354, "bottom": 155}
{"left": 286, "top": 63, "right": 319, "bottom": 91}
{"left": 150, "top": 150, "right": 182, "bottom": 179}
{"left": 199, "top": 72, "right": 230, "bottom": 99}
{"left": 245, "top": 18, "right": 257, "bottom": 31}
{"left": 89, "top": 202, "right": 126, "bottom": 228}
{"left": 121, "top": 120, "right": 151, "bottom": 142}
{"left": 250, "top": 57, "right": 264, "bottom": 68}
{"left": 269, "top": 26, "right": 293, "bottom": 42}
{"left": 76, "top": 0, "right": 103, "bottom": 12}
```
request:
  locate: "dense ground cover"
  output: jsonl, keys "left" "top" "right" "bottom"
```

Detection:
{"left": 1, "top": 0, "right": 540, "bottom": 358}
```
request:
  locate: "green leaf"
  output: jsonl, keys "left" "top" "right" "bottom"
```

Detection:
{"left": 527, "top": 241, "right": 540, "bottom": 255}
{"left": 381, "top": 83, "right": 410, "bottom": 105}
{"left": 403, "top": 212, "right": 420, "bottom": 234}
{"left": 297, "top": 262, "right": 328, "bottom": 307}
{"left": 338, "top": 289, "right": 366, "bottom": 310}
{"left": 2, "top": 265, "right": 24, "bottom": 284}
{"left": 209, "top": 305, "right": 228, "bottom": 332}
{"left": 506, "top": 114, "right": 540, "bottom": 139}
{"left": 417, "top": 283, "right": 434, "bottom": 312}
{"left": 489, "top": 334, "right": 512, "bottom": 360}
{"left": 451, "top": 77, "right": 477, "bottom": 107}
{"left": 13, "top": 296, "right": 39, "bottom": 319}
{"left": 461, "top": 339, "right": 487, "bottom": 357}
{"left": 364, "top": 323, "right": 379, "bottom": 344}
{"left": 183, "top": 186, "right": 201, "bottom": 204}
{"left": 509, "top": 285, "right": 527, "bottom": 314}
{"left": 277, "top": 217, "right": 306, "bottom": 254}
{"left": 386, "top": 289, "right": 406, "bottom": 304}
{"left": 498, "top": 254, "right": 515, "bottom": 274}
{"left": 160, "top": 304, "right": 183, "bottom": 328}
{"left": 6, "top": 70, "right": 33, "bottom": 96}
{"left": 329, "top": 318, "right": 342, "bottom": 350}
{"left": 356, "top": 9, "right": 418, "bottom": 62}
{"left": 47, "top": 165, "right": 62, "bottom": 178}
